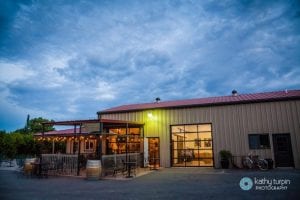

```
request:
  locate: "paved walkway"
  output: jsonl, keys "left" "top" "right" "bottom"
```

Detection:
{"left": 0, "top": 167, "right": 300, "bottom": 200}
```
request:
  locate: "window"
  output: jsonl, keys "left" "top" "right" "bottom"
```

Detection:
{"left": 248, "top": 134, "right": 270, "bottom": 149}
{"left": 85, "top": 140, "right": 94, "bottom": 152}
{"left": 171, "top": 124, "right": 213, "bottom": 167}
{"left": 106, "top": 128, "right": 142, "bottom": 154}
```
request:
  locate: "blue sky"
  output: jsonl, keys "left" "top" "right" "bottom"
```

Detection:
{"left": 0, "top": 0, "right": 300, "bottom": 131}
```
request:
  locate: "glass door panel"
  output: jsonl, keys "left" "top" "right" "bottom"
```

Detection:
{"left": 171, "top": 124, "right": 213, "bottom": 167}
{"left": 148, "top": 137, "right": 160, "bottom": 169}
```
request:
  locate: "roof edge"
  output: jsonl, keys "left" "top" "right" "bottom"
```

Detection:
{"left": 98, "top": 96, "right": 300, "bottom": 115}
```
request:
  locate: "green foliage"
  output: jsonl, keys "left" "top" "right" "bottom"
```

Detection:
{"left": 15, "top": 133, "right": 36, "bottom": 155}
{"left": 219, "top": 150, "right": 232, "bottom": 160}
{"left": 27, "top": 117, "right": 55, "bottom": 133}
{"left": 0, "top": 132, "right": 40, "bottom": 159}
{"left": 0, "top": 130, "right": 7, "bottom": 158}
{"left": 39, "top": 140, "right": 53, "bottom": 154}
{"left": 13, "top": 128, "right": 28, "bottom": 134}
{"left": 15, "top": 117, "right": 55, "bottom": 134}
{"left": 1, "top": 133, "right": 17, "bottom": 159}
{"left": 0, "top": 117, "right": 55, "bottom": 159}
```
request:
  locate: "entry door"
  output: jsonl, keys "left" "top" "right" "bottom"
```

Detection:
{"left": 272, "top": 134, "right": 294, "bottom": 167}
{"left": 148, "top": 137, "right": 160, "bottom": 168}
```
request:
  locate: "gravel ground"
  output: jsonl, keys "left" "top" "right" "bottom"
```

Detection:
{"left": 0, "top": 168, "right": 299, "bottom": 200}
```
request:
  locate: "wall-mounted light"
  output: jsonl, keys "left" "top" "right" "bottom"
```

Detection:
{"left": 148, "top": 112, "right": 153, "bottom": 118}
{"left": 147, "top": 112, "right": 157, "bottom": 121}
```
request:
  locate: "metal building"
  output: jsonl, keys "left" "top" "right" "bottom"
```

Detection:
{"left": 98, "top": 90, "right": 300, "bottom": 169}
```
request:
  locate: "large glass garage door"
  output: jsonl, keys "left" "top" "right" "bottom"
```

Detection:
{"left": 171, "top": 124, "right": 213, "bottom": 167}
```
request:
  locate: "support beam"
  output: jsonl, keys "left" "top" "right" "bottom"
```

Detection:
{"left": 74, "top": 125, "right": 77, "bottom": 155}
{"left": 52, "top": 139, "right": 55, "bottom": 154}
{"left": 77, "top": 124, "right": 82, "bottom": 176}
{"left": 42, "top": 124, "right": 45, "bottom": 137}
{"left": 97, "top": 115, "right": 103, "bottom": 160}
{"left": 126, "top": 123, "right": 128, "bottom": 163}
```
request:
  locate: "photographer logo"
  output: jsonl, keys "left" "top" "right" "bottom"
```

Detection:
{"left": 239, "top": 177, "right": 253, "bottom": 191}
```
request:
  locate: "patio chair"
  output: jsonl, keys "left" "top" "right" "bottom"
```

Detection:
{"left": 39, "top": 162, "right": 49, "bottom": 178}
{"left": 47, "top": 161, "right": 57, "bottom": 175}
{"left": 102, "top": 159, "right": 115, "bottom": 176}
{"left": 56, "top": 160, "right": 64, "bottom": 175}
{"left": 113, "top": 159, "right": 126, "bottom": 176}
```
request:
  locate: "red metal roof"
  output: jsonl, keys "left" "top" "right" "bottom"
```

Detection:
{"left": 42, "top": 118, "right": 144, "bottom": 126}
{"left": 100, "top": 90, "right": 300, "bottom": 113}
{"left": 35, "top": 119, "right": 144, "bottom": 136}
{"left": 34, "top": 128, "right": 88, "bottom": 136}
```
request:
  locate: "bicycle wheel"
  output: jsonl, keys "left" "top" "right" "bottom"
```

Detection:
{"left": 258, "top": 159, "right": 268, "bottom": 171}
{"left": 243, "top": 158, "right": 253, "bottom": 169}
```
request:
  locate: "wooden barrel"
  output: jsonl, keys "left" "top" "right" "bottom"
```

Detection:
{"left": 86, "top": 160, "right": 102, "bottom": 180}
{"left": 24, "top": 158, "right": 37, "bottom": 175}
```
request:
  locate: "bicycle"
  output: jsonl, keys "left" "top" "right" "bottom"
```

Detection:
{"left": 242, "top": 153, "right": 269, "bottom": 170}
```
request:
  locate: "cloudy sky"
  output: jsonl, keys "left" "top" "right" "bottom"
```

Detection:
{"left": 0, "top": 0, "right": 300, "bottom": 131}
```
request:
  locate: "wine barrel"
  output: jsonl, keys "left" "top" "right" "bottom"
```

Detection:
{"left": 86, "top": 160, "right": 102, "bottom": 180}
{"left": 24, "top": 158, "right": 37, "bottom": 176}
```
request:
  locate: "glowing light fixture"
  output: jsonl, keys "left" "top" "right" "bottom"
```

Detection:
{"left": 148, "top": 113, "right": 154, "bottom": 118}
{"left": 147, "top": 112, "right": 157, "bottom": 121}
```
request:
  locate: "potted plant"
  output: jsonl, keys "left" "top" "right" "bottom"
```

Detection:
{"left": 219, "top": 150, "right": 232, "bottom": 169}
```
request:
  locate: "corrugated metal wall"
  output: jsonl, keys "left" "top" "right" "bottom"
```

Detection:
{"left": 100, "top": 100, "right": 300, "bottom": 168}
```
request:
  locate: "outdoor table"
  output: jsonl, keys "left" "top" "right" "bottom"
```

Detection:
{"left": 124, "top": 162, "right": 136, "bottom": 178}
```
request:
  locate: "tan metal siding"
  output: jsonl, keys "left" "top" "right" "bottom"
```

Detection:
{"left": 101, "top": 100, "right": 300, "bottom": 168}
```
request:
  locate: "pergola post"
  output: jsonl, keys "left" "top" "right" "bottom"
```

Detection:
{"left": 126, "top": 123, "right": 128, "bottom": 163}
{"left": 77, "top": 124, "right": 81, "bottom": 176}
{"left": 74, "top": 125, "right": 77, "bottom": 155}
{"left": 52, "top": 140, "right": 55, "bottom": 154}
{"left": 42, "top": 124, "right": 45, "bottom": 155}
{"left": 142, "top": 126, "right": 145, "bottom": 167}
{"left": 42, "top": 124, "right": 45, "bottom": 137}
{"left": 97, "top": 116, "right": 103, "bottom": 160}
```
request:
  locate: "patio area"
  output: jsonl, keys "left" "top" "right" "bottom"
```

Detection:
{"left": 27, "top": 118, "right": 149, "bottom": 179}
{"left": 14, "top": 151, "right": 149, "bottom": 180}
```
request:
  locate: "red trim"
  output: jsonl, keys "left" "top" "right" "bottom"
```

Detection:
{"left": 99, "top": 90, "right": 300, "bottom": 114}
{"left": 42, "top": 118, "right": 144, "bottom": 126}
{"left": 34, "top": 128, "right": 88, "bottom": 137}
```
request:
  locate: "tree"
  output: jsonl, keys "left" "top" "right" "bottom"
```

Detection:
{"left": 0, "top": 130, "right": 6, "bottom": 159}
{"left": 24, "top": 114, "right": 30, "bottom": 133}
{"left": 27, "top": 117, "right": 55, "bottom": 133}
{"left": 12, "top": 132, "right": 36, "bottom": 156}
{"left": 12, "top": 117, "right": 55, "bottom": 134}
{"left": 15, "top": 117, "right": 55, "bottom": 134}
{"left": 2, "top": 134, "right": 17, "bottom": 160}
{"left": 0, "top": 117, "right": 55, "bottom": 159}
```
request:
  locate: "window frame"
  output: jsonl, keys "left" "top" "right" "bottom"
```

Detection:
{"left": 85, "top": 140, "right": 94, "bottom": 151}
{"left": 170, "top": 123, "right": 214, "bottom": 167}
{"left": 106, "top": 128, "right": 142, "bottom": 154}
{"left": 248, "top": 134, "right": 270, "bottom": 149}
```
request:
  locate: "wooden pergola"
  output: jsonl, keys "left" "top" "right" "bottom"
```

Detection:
{"left": 40, "top": 118, "right": 144, "bottom": 176}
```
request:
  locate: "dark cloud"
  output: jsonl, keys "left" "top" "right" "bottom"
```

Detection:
{"left": 0, "top": 0, "right": 300, "bottom": 131}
